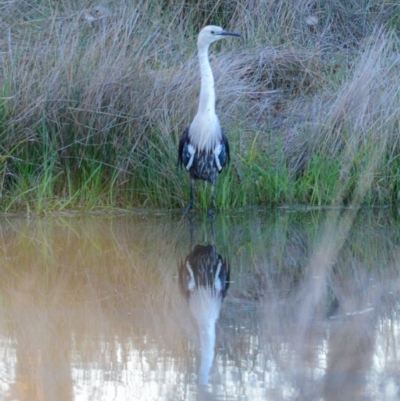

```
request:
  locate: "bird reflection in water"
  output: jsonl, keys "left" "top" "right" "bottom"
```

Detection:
{"left": 179, "top": 221, "right": 230, "bottom": 386}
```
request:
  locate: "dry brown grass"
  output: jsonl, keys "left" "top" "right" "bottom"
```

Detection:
{"left": 1, "top": 0, "right": 400, "bottom": 209}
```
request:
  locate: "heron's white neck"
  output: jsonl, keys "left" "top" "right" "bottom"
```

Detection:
{"left": 189, "top": 44, "right": 221, "bottom": 152}
{"left": 188, "top": 288, "right": 221, "bottom": 385}
{"left": 197, "top": 46, "right": 216, "bottom": 115}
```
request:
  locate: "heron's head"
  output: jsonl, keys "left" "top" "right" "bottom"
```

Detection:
{"left": 198, "top": 25, "right": 242, "bottom": 49}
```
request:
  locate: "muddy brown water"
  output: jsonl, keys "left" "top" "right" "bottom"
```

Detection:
{"left": 0, "top": 208, "right": 399, "bottom": 401}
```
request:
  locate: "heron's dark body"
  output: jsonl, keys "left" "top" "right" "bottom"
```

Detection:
{"left": 179, "top": 244, "right": 230, "bottom": 299}
{"left": 177, "top": 25, "right": 240, "bottom": 215}
{"left": 178, "top": 127, "right": 230, "bottom": 185}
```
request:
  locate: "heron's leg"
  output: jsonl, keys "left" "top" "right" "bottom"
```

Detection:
{"left": 209, "top": 214, "right": 215, "bottom": 243}
{"left": 184, "top": 179, "right": 195, "bottom": 215}
{"left": 207, "top": 183, "right": 215, "bottom": 219}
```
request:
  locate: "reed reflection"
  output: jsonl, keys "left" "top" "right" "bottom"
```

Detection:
{"left": 324, "top": 313, "right": 375, "bottom": 401}
{"left": 0, "top": 211, "right": 399, "bottom": 400}
{"left": 179, "top": 219, "right": 230, "bottom": 386}
{"left": 4, "top": 276, "right": 73, "bottom": 401}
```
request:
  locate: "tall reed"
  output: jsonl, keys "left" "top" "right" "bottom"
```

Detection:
{"left": 1, "top": 1, "right": 400, "bottom": 211}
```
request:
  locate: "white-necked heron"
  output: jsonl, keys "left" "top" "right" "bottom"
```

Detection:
{"left": 178, "top": 25, "right": 242, "bottom": 217}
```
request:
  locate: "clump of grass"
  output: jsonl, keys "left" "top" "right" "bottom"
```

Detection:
{"left": 1, "top": 1, "right": 400, "bottom": 212}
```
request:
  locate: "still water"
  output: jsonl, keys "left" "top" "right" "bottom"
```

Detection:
{"left": 0, "top": 208, "right": 400, "bottom": 401}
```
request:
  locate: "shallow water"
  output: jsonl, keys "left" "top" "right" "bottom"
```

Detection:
{"left": 0, "top": 208, "right": 400, "bottom": 401}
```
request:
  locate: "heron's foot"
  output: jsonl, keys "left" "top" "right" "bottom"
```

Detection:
{"left": 207, "top": 207, "right": 214, "bottom": 220}
{"left": 184, "top": 213, "right": 194, "bottom": 227}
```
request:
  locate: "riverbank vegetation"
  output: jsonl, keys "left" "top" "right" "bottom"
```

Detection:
{"left": 1, "top": 0, "right": 400, "bottom": 212}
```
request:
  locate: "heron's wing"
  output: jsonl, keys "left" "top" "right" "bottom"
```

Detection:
{"left": 217, "top": 131, "right": 230, "bottom": 171}
{"left": 219, "top": 258, "right": 230, "bottom": 298}
{"left": 178, "top": 127, "right": 190, "bottom": 168}
{"left": 223, "top": 131, "right": 230, "bottom": 164}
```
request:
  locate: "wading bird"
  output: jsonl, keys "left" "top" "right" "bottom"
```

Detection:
{"left": 179, "top": 244, "right": 230, "bottom": 385}
{"left": 178, "top": 25, "right": 242, "bottom": 217}
{"left": 179, "top": 244, "right": 230, "bottom": 301}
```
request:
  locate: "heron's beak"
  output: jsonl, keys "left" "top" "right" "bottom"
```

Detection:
{"left": 220, "top": 30, "right": 242, "bottom": 38}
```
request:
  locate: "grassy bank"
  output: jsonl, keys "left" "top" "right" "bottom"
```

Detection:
{"left": 1, "top": 0, "right": 400, "bottom": 212}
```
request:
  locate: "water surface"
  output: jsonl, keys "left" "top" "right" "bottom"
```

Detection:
{"left": 0, "top": 208, "right": 400, "bottom": 401}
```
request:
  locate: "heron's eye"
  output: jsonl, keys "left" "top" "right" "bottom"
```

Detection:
{"left": 211, "top": 31, "right": 215, "bottom": 34}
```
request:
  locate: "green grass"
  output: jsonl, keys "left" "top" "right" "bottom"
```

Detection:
{"left": 1, "top": 1, "right": 400, "bottom": 213}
